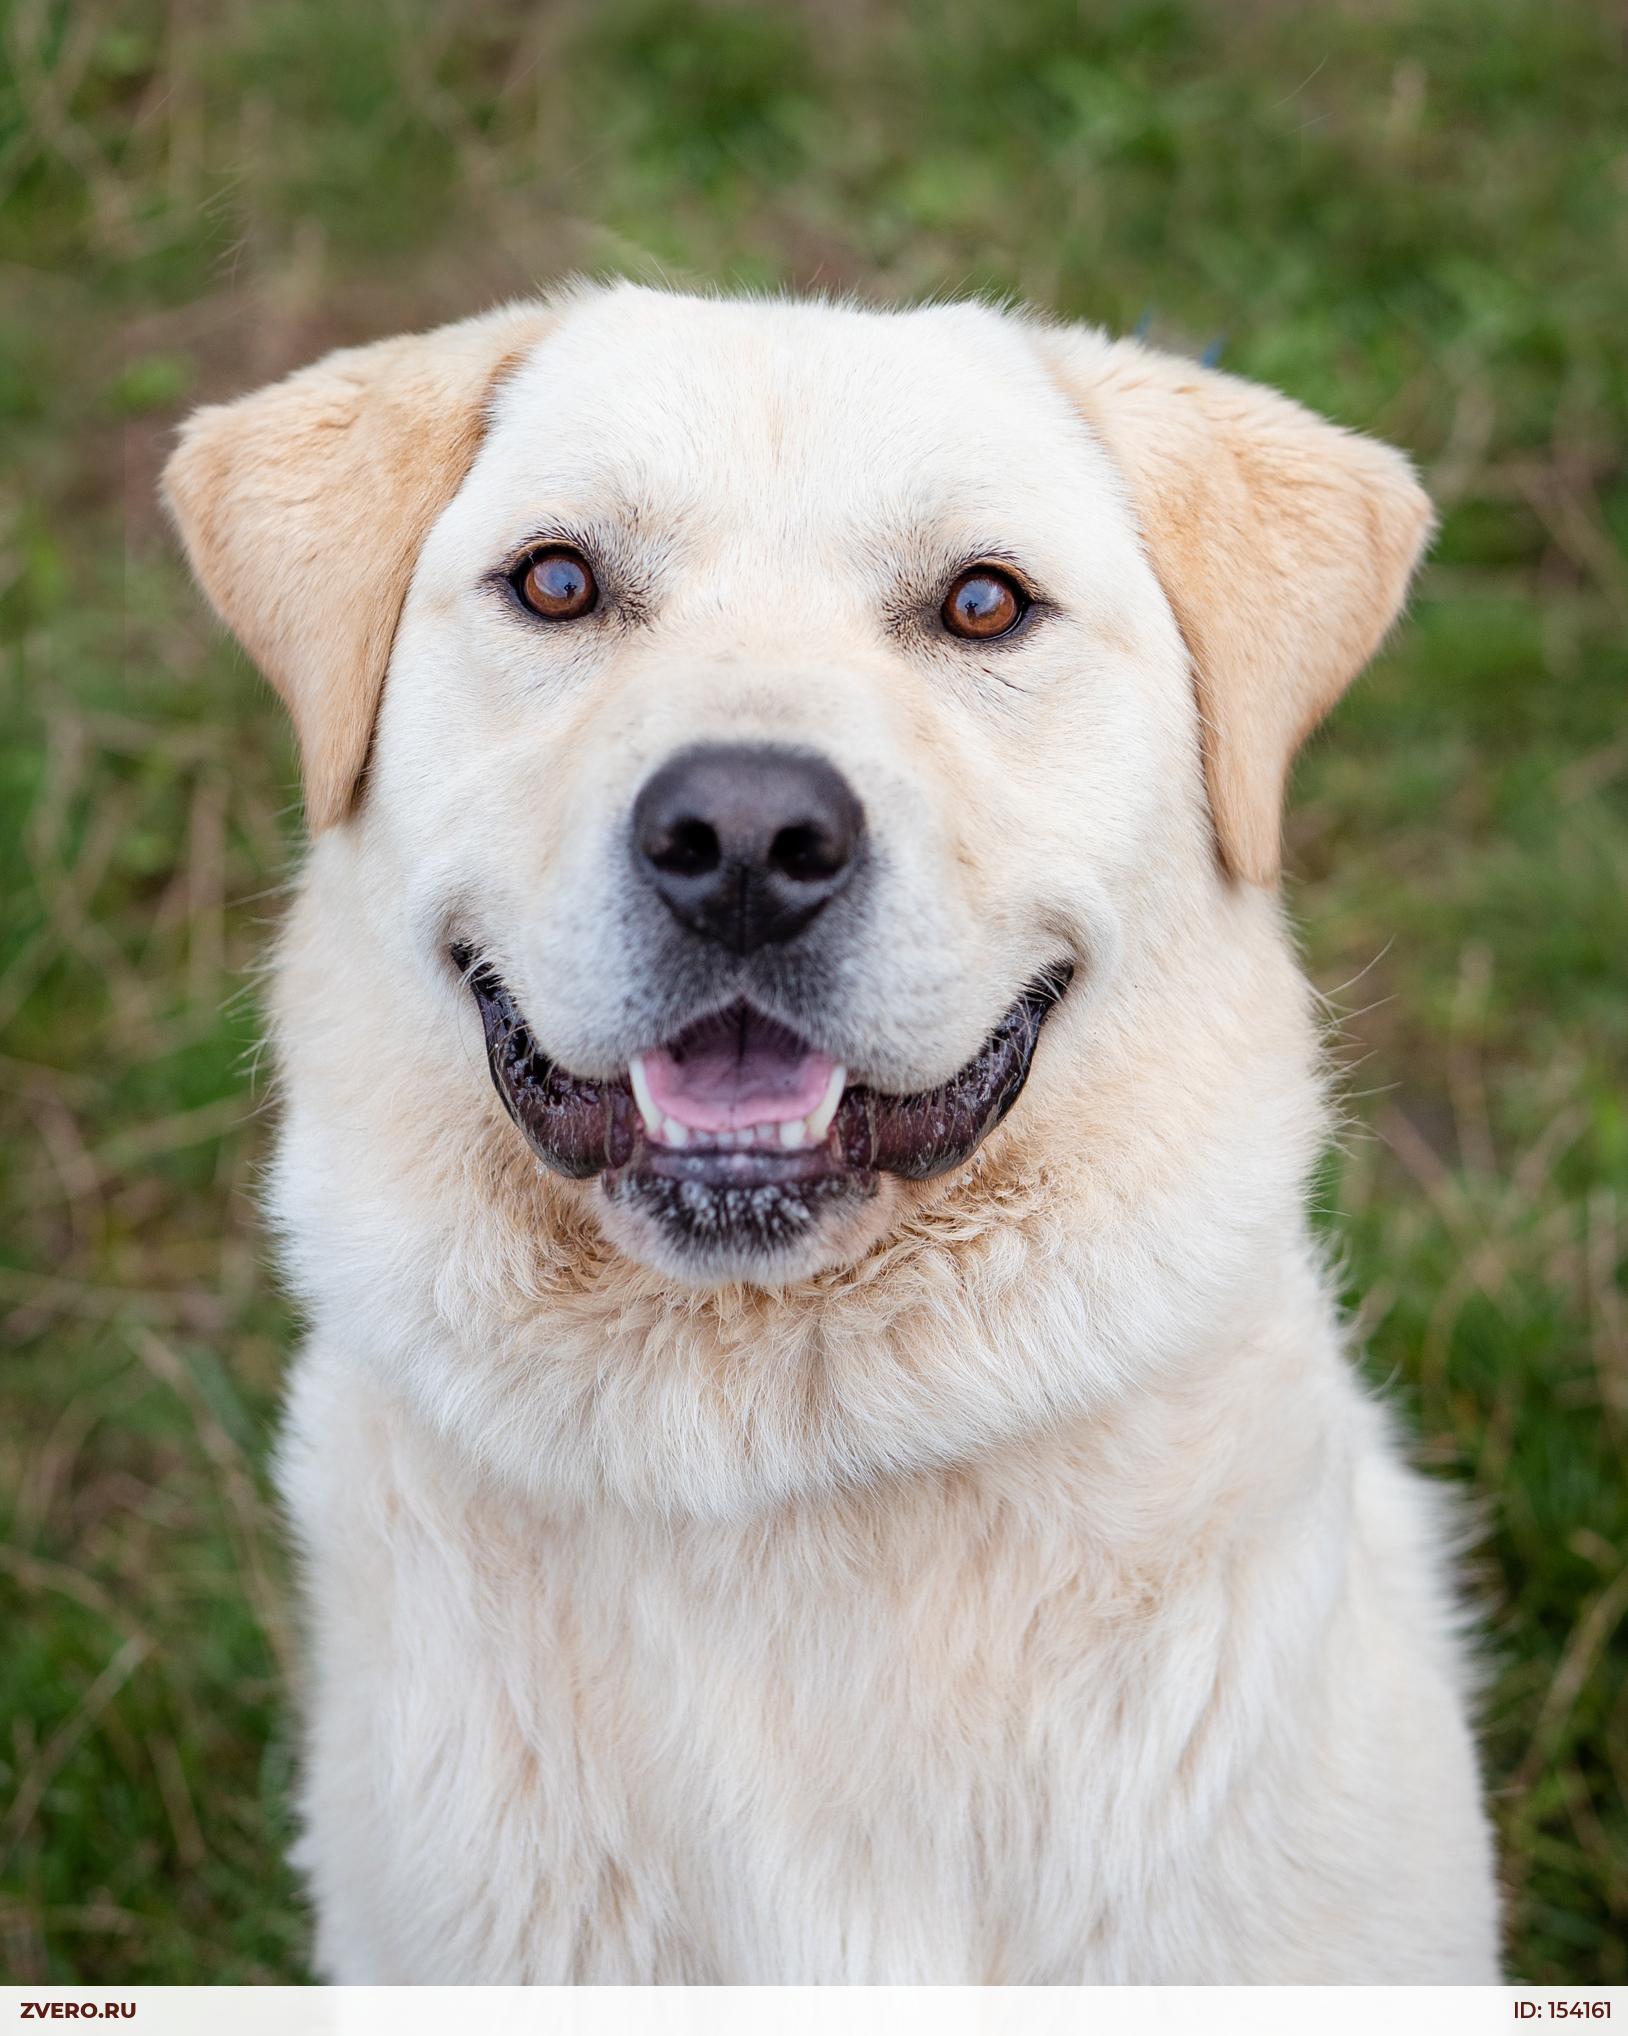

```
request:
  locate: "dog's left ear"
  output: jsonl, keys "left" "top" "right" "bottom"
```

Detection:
{"left": 1042, "top": 329, "right": 1435, "bottom": 886}
{"left": 162, "top": 302, "right": 555, "bottom": 832}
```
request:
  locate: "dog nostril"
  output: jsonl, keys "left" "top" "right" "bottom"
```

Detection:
{"left": 769, "top": 822, "right": 841, "bottom": 884}
{"left": 650, "top": 818, "right": 720, "bottom": 878}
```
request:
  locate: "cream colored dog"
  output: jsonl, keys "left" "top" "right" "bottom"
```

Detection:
{"left": 164, "top": 283, "right": 1499, "bottom": 1983}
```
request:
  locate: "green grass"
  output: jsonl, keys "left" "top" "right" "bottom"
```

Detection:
{"left": 2, "top": 0, "right": 1625, "bottom": 1985}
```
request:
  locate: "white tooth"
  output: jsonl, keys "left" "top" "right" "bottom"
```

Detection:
{"left": 806, "top": 1064, "right": 847, "bottom": 1142}
{"left": 779, "top": 1117, "right": 808, "bottom": 1150}
{"left": 661, "top": 1115, "right": 690, "bottom": 1148}
{"left": 628, "top": 1054, "right": 664, "bottom": 1137}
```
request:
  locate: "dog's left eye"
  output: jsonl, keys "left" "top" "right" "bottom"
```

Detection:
{"left": 512, "top": 546, "right": 598, "bottom": 620}
{"left": 941, "top": 567, "right": 1027, "bottom": 641}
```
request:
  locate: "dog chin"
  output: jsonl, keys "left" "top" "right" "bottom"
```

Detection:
{"left": 593, "top": 1165, "right": 901, "bottom": 1286}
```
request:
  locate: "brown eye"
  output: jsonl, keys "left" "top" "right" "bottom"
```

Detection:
{"left": 516, "top": 547, "right": 597, "bottom": 620}
{"left": 941, "top": 567, "right": 1026, "bottom": 641}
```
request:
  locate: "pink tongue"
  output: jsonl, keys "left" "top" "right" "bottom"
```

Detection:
{"left": 642, "top": 1009, "right": 835, "bottom": 1132}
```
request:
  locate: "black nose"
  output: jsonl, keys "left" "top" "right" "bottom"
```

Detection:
{"left": 632, "top": 743, "right": 865, "bottom": 954}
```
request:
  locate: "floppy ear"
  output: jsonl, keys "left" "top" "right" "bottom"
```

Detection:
{"left": 162, "top": 302, "right": 555, "bottom": 832}
{"left": 1043, "top": 330, "right": 1434, "bottom": 886}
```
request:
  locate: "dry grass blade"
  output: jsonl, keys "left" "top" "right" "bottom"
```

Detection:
{"left": 0, "top": 1637, "right": 151, "bottom": 1880}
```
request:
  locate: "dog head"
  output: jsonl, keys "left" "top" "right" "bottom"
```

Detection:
{"left": 166, "top": 284, "right": 1430, "bottom": 1297}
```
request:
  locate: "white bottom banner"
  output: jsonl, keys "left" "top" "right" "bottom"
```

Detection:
{"left": 1, "top": 1987, "right": 1622, "bottom": 2036}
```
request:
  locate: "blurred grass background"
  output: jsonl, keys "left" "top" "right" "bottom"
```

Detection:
{"left": 2, "top": 0, "right": 1625, "bottom": 1985}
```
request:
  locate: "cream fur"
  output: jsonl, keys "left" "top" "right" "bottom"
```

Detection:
{"left": 1041, "top": 330, "right": 1437, "bottom": 884}
{"left": 167, "top": 283, "right": 1498, "bottom": 1982}
{"left": 162, "top": 303, "right": 556, "bottom": 830}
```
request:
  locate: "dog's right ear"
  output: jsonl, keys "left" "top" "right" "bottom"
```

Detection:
{"left": 162, "top": 303, "right": 555, "bottom": 833}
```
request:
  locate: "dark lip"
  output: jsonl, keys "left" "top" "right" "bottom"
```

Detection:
{"left": 451, "top": 945, "right": 1073, "bottom": 1193}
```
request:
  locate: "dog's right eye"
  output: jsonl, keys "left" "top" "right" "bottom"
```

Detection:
{"left": 512, "top": 547, "right": 598, "bottom": 620}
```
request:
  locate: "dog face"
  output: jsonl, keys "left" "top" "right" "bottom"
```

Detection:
{"left": 375, "top": 292, "right": 1183, "bottom": 1281}
{"left": 166, "top": 284, "right": 1431, "bottom": 1291}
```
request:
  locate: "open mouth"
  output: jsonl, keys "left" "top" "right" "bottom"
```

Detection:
{"left": 452, "top": 945, "right": 1071, "bottom": 1257}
